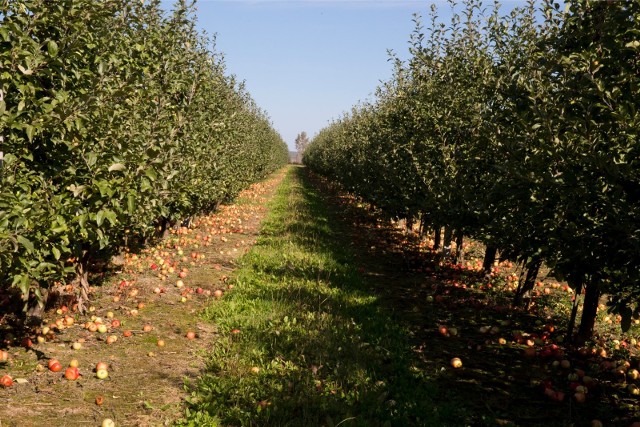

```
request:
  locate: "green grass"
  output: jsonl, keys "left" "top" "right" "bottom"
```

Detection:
{"left": 179, "top": 166, "right": 462, "bottom": 427}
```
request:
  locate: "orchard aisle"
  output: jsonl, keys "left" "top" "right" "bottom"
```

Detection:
{"left": 179, "top": 166, "right": 446, "bottom": 426}
{"left": 0, "top": 168, "right": 288, "bottom": 427}
{"left": 181, "top": 166, "right": 638, "bottom": 427}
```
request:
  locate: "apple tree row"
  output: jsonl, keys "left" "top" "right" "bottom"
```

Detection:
{"left": 304, "top": 0, "right": 640, "bottom": 343}
{"left": 0, "top": 0, "right": 288, "bottom": 312}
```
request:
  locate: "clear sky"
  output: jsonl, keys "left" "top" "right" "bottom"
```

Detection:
{"left": 160, "top": 0, "right": 523, "bottom": 151}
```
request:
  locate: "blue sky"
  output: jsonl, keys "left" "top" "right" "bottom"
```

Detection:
{"left": 160, "top": 0, "right": 523, "bottom": 150}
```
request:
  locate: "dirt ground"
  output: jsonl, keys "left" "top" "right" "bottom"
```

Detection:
{"left": 0, "top": 169, "right": 287, "bottom": 427}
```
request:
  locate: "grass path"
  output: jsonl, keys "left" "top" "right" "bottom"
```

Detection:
{"left": 180, "top": 166, "right": 455, "bottom": 426}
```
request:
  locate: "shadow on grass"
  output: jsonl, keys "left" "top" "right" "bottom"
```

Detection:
{"left": 182, "top": 167, "right": 624, "bottom": 427}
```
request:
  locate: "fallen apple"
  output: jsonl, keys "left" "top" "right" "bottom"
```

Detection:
{"left": 64, "top": 367, "right": 80, "bottom": 381}
{"left": 96, "top": 369, "right": 109, "bottom": 380}
{"left": 450, "top": 357, "right": 463, "bottom": 369}
{"left": 0, "top": 374, "right": 13, "bottom": 388}
{"left": 186, "top": 331, "right": 196, "bottom": 340}
{"left": 48, "top": 359, "right": 62, "bottom": 372}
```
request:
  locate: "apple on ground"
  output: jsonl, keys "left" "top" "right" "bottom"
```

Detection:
{"left": 48, "top": 359, "right": 63, "bottom": 372}
{"left": 450, "top": 357, "right": 462, "bottom": 368}
{"left": 0, "top": 375, "right": 13, "bottom": 387}
{"left": 64, "top": 367, "right": 80, "bottom": 381}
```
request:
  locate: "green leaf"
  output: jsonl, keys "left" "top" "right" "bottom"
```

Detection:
{"left": 68, "top": 184, "right": 86, "bottom": 197}
{"left": 104, "top": 210, "right": 117, "bottom": 225}
{"left": 12, "top": 275, "right": 30, "bottom": 299}
{"left": 144, "top": 167, "right": 158, "bottom": 181}
{"left": 96, "top": 210, "right": 105, "bottom": 226}
{"left": 17, "top": 65, "right": 33, "bottom": 75}
{"left": 47, "top": 40, "right": 59, "bottom": 57}
{"left": 86, "top": 152, "right": 97, "bottom": 167}
{"left": 25, "top": 125, "right": 34, "bottom": 142}
{"left": 51, "top": 247, "right": 61, "bottom": 260}
{"left": 16, "top": 236, "right": 34, "bottom": 252}
{"left": 127, "top": 194, "right": 135, "bottom": 214}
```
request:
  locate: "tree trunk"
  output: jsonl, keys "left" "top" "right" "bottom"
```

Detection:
{"left": 566, "top": 275, "right": 584, "bottom": 343}
{"left": 576, "top": 278, "right": 600, "bottom": 345}
{"left": 454, "top": 231, "right": 464, "bottom": 264}
{"left": 513, "top": 258, "right": 541, "bottom": 307}
{"left": 405, "top": 216, "right": 414, "bottom": 234}
{"left": 482, "top": 246, "right": 498, "bottom": 273}
{"left": 419, "top": 214, "right": 428, "bottom": 237}
{"left": 75, "top": 249, "right": 91, "bottom": 314}
{"left": 433, "top": 226, "right": 442, "bottom": 250}
{"left": 442, "top": 227, "right": 453, "bottom": 258}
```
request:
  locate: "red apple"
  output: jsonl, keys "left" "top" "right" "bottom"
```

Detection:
{"left": 0, "top": 374, "right": 13, "bottom": 388}
{"left": 48, "top": 359, "right": 63, "bottom": 372}
{"left": 186, "top": 331, "right": 196, "bottom": 340}
{"left": 64, "top": 367, "right": 80, "bottom": 381}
